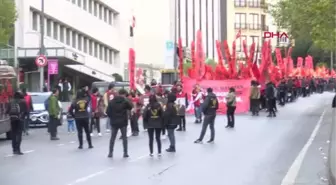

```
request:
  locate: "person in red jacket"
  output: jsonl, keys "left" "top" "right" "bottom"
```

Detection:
{"left": 129, "top": 89, "right": 141, "bottom": 136}
{"left": 175, "top": 84, "right": 188, "bottom": 131}
{"left": 90, "top": 88, "right": 102, "bottom": 136}
{"left": 192, "top": 84, "right": 204, "bottom": 123}
{"left": 22, "top": 88, "right": 33, "bottom": 135}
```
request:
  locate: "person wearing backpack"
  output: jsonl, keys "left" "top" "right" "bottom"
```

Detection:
{"left": 48, "top": 88, "right": 61, "bottom": 140}
{"left": 7, "top": 91, "right": 27, "bottom": 155}
{"left": 194, "top": 87, "right": 219, "bottom": 144}
{"left": 22, "top": 88, "right": 33, "bottom": 135}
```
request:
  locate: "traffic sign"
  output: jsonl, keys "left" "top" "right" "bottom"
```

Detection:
{"left": 35, "top": 55, "right": 47, "bottom": 67}
{"left": 166, "top": 41, "right": 174, "bottom": 50}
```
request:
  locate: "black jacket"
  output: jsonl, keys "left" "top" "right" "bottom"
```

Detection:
{"left": 265, "top": 82, "right": 275, "bottom": 99}
{"left": 106, "top": 96, "right": 133, "bottom": 128}
{"left": 163, "top": 93, "right": 178, "bottom": 129}
{"left": 202, "top": 92, "right": 218, "bottom": 116}
{"left": 69, "top": 97, "right": 89, "bottom": 119}
{"left": 332, "top": 95, "right": 336, "bottom": 108}
{"left": 7, "top": 99, "right": 28, "bottom": 120}
{"left": 278, "top": 82, "right": 287, "bottom": 93}
{"left": 143, "top": 102, "right": 163, "bottom": 129}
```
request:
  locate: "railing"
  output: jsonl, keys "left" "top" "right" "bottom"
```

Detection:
{"left": 234, "top": 0, "right": 247, "bottom": 7}
{"left": 247, "top": 1, "right": 267, "bottom": 8}
{"left": 249, "top": 23, "right": 261, "bottom": 30}
{"left": 234, "top": 23, "right": 248, "bottom": 29}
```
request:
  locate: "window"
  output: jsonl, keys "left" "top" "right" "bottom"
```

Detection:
{"left": 104, "top": 9, "right": 107, "bottom": 22}
{"left": 88, "top": 0, "right": 92, "bottom": 13}
{"left": 53, "top": 22, "right": 58, "bottom": 39}
{"left": 66, "top": 28, "right": 71, "bottom": 45}
{"left": 104, "top": 47, "right": 108, "bottom": 61}
{"left": 109, "top": 50, "right": 113, "bottom": 64}
{"left": 94, "top": 2, "right": 97, "bottom": 16}
{"left": 78, "top": 34, "right": 82, "bottom": 51}
{"left": 83, "top": 0, "right": 87, "bottom": 10}
{"left": 235, "top": 13, "right": 246, "bottom": 29}
{"left": 99, "top": 45, "right": 103, "bottom": 60}
{"left": 94, "top": 43, "right": 99, "bottom": 58}
{"left": 60, "top": 26, "right": 64, "bottom": 42}
{"left": 72, "top": 32, "right": 77, "bottom": 48}
{"left": 99, "top": 5, "right": 103, "bottom": 19}
{"left": 89, "top": 40, "right": 93, "bottom": 55}
{"left": 77, "top": 0, "right": 81, "bottom": 7}
{"left": 83, "top": 37, "right": 87, "bottom": 52}
{"left": 32, "top": 12, "right": 38, "bottom": 31}
{"left": 237, "top": 35, "right": 247, "bottom": 51}
{"left": 250, "top": 36, "right": 259, "bottom": 45}
{"left": 250, "top": 14, "right": 259, "bottom": 29}
{"left": 234, "top": 0, "right": 246, "bottom": 7}
{"left": 108, "top": 11, "right": 113, "bottom": 25}
{"left": 46, "top": 19, "right": 52, "bottom": 36}
{"left": 72, "top": 0, "right": 76, "bottom": 4}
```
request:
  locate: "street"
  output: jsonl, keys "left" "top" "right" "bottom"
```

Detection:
{"left": 0, "top": 93, "right": 333, "bottom": 185}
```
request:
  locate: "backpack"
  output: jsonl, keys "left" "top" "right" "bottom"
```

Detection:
{"left": 9, "top": 101, "right": 21, "bottom": 120}
{"left": 44, "top": 97, "right": 50, "bottom": 110}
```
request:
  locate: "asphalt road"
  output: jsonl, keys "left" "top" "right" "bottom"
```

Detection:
{"left": 0, "top": 93, "right": 333, "bottom": 185}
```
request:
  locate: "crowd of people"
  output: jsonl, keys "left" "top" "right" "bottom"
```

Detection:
{"left": 5, "top": 76, "right": 334, "bottom": 157}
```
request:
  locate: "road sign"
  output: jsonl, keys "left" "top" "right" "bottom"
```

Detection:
{"left": 35, "top": 55, "right": 47, "bottom": 67}
{"left": 166, "top": 41, "right": 174, "bottom": 50}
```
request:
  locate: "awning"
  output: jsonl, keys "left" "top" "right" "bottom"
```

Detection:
{"left": 65, "top": 65, "right": 115, "bottom": 82}
{"left": 0, "top": 60, "right": 16, "bottom": 79}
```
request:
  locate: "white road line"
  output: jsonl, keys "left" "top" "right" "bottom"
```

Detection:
{"left": 57, "top": 144, "right": 65, "bottom": 146}
{"left": 280, "top": 109, "right": 326, "bottom": 185}
{"left": 69, "top": 141, "right": 76, "bottom": 144}
{"left": 66, "top": 154, "right": 148, "bottom": 185}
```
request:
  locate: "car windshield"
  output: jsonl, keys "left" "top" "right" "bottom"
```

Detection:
{"left": 31, "top": 94, "right": 50, "bottom": 104}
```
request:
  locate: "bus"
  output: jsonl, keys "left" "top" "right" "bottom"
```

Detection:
{"left": 0, "top": 60, "right": 16, "bottom": 139}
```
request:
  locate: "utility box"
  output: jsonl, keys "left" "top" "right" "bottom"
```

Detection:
{"left": 161, "top": 69, "right": 177, "bottom": 84}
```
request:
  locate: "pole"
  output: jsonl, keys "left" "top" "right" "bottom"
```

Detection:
{"left": 39, "top": 0, "right": 45, "bottom": 92}
{"left": 173, "top": 0, "right": 178, "bottom": 80}
{"left": 331, "top": 51, "right": 333, "bottom": 70}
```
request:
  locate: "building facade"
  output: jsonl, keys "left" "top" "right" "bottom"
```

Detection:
{"left": 14, "top": 0, "right": 132, "bottom": 91}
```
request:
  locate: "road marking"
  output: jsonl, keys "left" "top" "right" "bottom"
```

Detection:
{"left": 57, "top": 144, "right": 65, "bottom": 146}
{"left": 66, "top": 154, "right": 149, "bottom": 184}
{"left": 4, "top": 150, "right": 35, "bottom": 157}
{"left": 280, "top": 109, "right": 326, "bottom": 185}
{"left": 66, "top": 167, "right": 114, "bottom": 185}
{"left": 69, "top": 141, "right": 76, "bottom": 144}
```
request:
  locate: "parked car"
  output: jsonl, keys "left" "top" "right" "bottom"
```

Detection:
{"left": 28, "top": 92, "right": 63, "bottom": 127}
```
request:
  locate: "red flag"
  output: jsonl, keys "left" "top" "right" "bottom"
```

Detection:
{"left": 128, "top": 48, "right": 135, "bottom": 90}
{"left": 195, "top": 30, "right": 206, "bottom": 80}
{"left": 178, "top": 38, "right": 184, "bottom": 81}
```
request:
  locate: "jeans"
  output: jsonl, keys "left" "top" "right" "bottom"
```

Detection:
{"left": 23, "top": 114, "right": 30, "bottom": 133}
{"left": 147, "top": 128, "right": 162, "bottom": 154}
{"left": 167, "top": 128, "right": 176, "bottom": 147}
{"left": 90, "top": 117, "right": 101, "bottom": 133}
{"left": 178, "top": 116, "right": 186, "bottom": 129}
{"left": 75, "top": 118, "right": 92, "bottom": 147}
{"left": 227, "top": 106, "right": 236, "bottom": 127}
{"left": 67, "top": 120, "right": 75, "bottom": 132}
{"left": 106, "top": 118, "right": 111, "bottom": 130}
{"left": 250, "top": 99, "right": 260, "bottom": 115}
{"left": 130, "top": 113, "right": 139, "bottom": 133}
{"left": 49, "top": 117, "right": 59, "bottom": 138}
{"left": 194, "top": 106, "right": 202, "bottom": 120}
{"left": 109, "top": 126, "right": 128, "bottom": 154}
{"left": 11, "top": 119, "right": 23, "bottom": 152}
{"left": 198, "top": 115, "right": 216, "bottom": 141}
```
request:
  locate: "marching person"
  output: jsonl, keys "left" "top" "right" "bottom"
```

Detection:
{"left": 175, "top": 84, "right": 188, "bottom": 131}
{"left": 163, "top": 93, "right": 178, "bottom": 152}
{"left": 194, "top": 87, "right": 218, "bottom": 143}
{"left": 250, "top": 81, "right": 261, "bottom": 116}
{"left": 265, "top": 81, "right": 276, "bottom": 117}
{"left": 22, "top": 88, "right": 33, "bottom": 135}
{"left": 143, "top": 95, "right": 164, "bottom": 156}
{"left": 106, "top": 89, "right": 133, "bottom": 158}
{"left": 225, "top": 87, "right": 237, "bottom": 128}
{"left": 129, "top": 89, "right": 141, "bottom": 136}
{"left": 103, "top": 83, "right": 117, "bottom": 133}
{"left": 48, "top": 88, "right": 61, "bottom": 140}
{"left": 140, "top": 85, "right": 152, "bottom": 130}
{"left": 278, "top": 79, "right": 287, "bottom": 106}
{"left": 192, "top": 84, "right": 204, "bottom": 123}
{"left": 90, "top": 88, "right": 102, "bottom": 136}
{"left": 69, "top": 90, "right": 93, "bottom": 149}
{"left": 7, "top": 91, "right": 27, "bottom": 155}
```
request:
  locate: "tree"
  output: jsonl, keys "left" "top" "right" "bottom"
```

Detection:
{"left": 270, "top": 0, "right": 336, "bottom": 51}
{"left": 0, "top": 0, "right": 16, "bottom": 45}
{"left": 112, "top": 73, "right": 123, "bottom": 82}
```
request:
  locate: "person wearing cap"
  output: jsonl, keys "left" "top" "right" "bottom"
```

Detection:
{"left": 194, "top": 87, "right": 218, "bottom": 144}
{"left": 103, "top": 83, "right": 117, "bottom": 132}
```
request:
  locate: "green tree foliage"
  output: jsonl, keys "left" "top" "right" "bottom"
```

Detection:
{"left": 112, "top": 73, "right": 123, "bottom": 82}
{"left": 270, "top": 0, "right": 336, "bottom": 51}
{"left": 0, "top": 0, "right": 16, "bottom": 45}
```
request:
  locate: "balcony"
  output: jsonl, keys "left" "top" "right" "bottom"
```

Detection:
{"left": 234, "top": 23, "right": 248, "bottom": 30}
{"left": 234, "top": 0, "right": 247, "bottom": 7}
{"left": 247, "top": 1, "right": 267, "bottom": 8}
{"left": 249, "top": 23, "right": 262, "bottom": 30}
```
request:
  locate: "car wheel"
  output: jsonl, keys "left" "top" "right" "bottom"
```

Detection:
{"left": 6, "top": 131, "right": 11, "bottom": 140}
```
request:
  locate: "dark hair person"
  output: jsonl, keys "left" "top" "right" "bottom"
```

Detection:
{"left": 143, "top": 95, "right": 164, "bottom": 156}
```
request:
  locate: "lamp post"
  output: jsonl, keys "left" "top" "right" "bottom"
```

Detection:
{"left": 39, "top": 0, "right": 45, "bottom": 92}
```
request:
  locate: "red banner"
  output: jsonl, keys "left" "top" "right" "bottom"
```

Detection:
{"left": 128, "top": 48, "right": 135, "bottom": 90}
{"left": 195, "top": 30, "right": 205, "bottom": 80}
{"left": 183, "top": 78, "right": 251, "bottom": 114}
